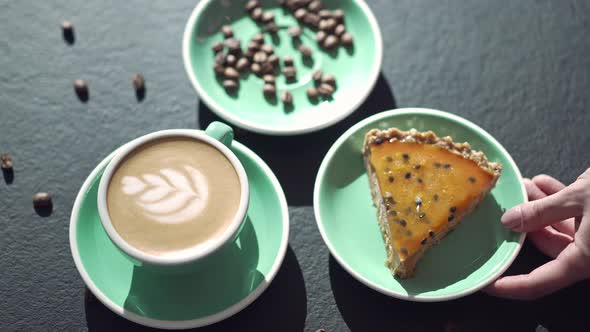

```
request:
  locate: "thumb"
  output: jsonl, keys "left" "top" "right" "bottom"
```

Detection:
{"left": 501, "top": 185, "right": 583, "bottom": 232}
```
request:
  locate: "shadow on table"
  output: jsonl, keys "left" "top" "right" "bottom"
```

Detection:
{"left": 85, "top": 246, "right": 307, "bottom": 332}
{"left": 329, "top": 240, "right": 589, "bottom": 332}
{"left": 197, "top": 72, "right": 397, "bottom": 206}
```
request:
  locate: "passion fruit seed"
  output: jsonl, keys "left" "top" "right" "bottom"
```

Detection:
{"left": 419, "top": 212, "right": 426, "bottom": 219}
{"left": 405, "top": 172, "right": 412, "bottom": 179}
{"left": 429, "top": 230, "right": 436, "bottom": 238}
{"left": 450, "top": 207, "right": 456, "bottom": 213}
{"left": 448, "top": 214, "right": 455, "bottom": 222}
{"left": 443, "top": 163, "right": 451, "bottom": 169}
{"left": 402, "top": 153, "right": 409, "bottom": 160}
{"left": 388, "top": 176, "right": 394, "bottom": 183}
{"left": 399, "top": 219, "right": 407, "bottom": 227}
{"left": 386, "top": 156, "right": 393, "bottom": 162}
{"left": 433, "top": 194, "right": 439, "bottom": 201}
{"left": 375, "top": 137, "right": 384, "bottom": 145}
{"left": 434, "top": 162, "right": 442, "bottom": 168}
{"left": 421, "top": 238, "right": 427, "bottom": 245}
{"left": 468, "top": 177, "right": 476, "bottom": 183}
{"left": 415, "top": 197, "right": 422, "bottom": 205}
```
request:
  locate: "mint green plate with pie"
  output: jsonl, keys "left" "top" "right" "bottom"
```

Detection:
{"left": 183, "top": 0, "right": 382, "bottom": 135}
{"left": 313, "top": 108, "right": 527, "bottom": 301}
{"left": 69, "top": 140, "right": 289, "bottom": 329}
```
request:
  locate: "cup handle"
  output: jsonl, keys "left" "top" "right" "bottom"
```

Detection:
{"left": 205, "top": 121, "right": 234, "bottom": 147}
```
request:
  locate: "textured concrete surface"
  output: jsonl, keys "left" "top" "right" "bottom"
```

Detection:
{"left": 1, "top": 0, "right": 589, "bottom": 331}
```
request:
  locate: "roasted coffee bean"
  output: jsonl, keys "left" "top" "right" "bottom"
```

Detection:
{"left": 221, "top": 25, "right": 233, "bottom": 38}
{"left": 318, "top": 83, "right": 334, "bottom": 97}
{"left": 294, "top": 8, "right": 307, "bottom": 21}
{"left": 225, "top": 54, "right": 237, "bottom": 66}
{"left": 247, "top": 41, "right": 260, "bottom": 52}
{"left": 261, "top": 44, "right": 274, "bottom": 55}
{"left": 223, "top": 79, "right": 239, "bottom": 92}
{"left": 283, "top": 66, "right": 296, "bottom": 80}
{"left": 334, "top": 24, "right": 345, "bottom": 36}
{"left": 263, "top": 75, "right": 276, "bottom": 85}
{"left": 283, "top": 56, "right": 294, "bottom": 66}
{"left": 132, "top": 73, "right": 145, "bottom": 97}
{"left": 319, "top": 18, "right": 337, "bottom": 31}
{"left": 224, "top": 38, "right": 241, "bottom": 54}
{"left": 288, "top": 26, "right": 302, "bottom": 38}
{"left": 251, "top": 62, "right": 262, "bottom": 74}
{"left": 307, "top": 87, "right": 319, "bottom": 99}
{"left": 251, "top": 33, "right": 265, "bottom": 44}
{"left": 321, "top": 73, "right": 336, "bottom": 86}
{"left": 268, "top": 54, "right": 279, "bottom": 67}
{"left": 224, "top": 67, "right": 240, "bottom": 79}
{"left": 244, "top": 49, "right": 255, "bottom": 60}
{"left": 215, "top": 52, "right": 225, "bottom": 64}
{"left": 298, "top": 45, "right": 312, "bottom": 57}
{"left": 261, "top": 62, "right": 274, "bottom": 74}
{"left": 340, "top": 32, "right": 353, "bottom": 46}
{"left": 303, "top": 13, "right": 320, "bottom": 27}
{"left": 73, "top": 79, "right": 88, "bottom": 101}
{"left": 251, "top": 7, "right": 263, "bottom": 21}
{"left": 316, "top": 30, "right": 327, "bottom": 43}
{"left": 333, "top": 9, "right": 345, "bottom": 22}
{"left": 263, "top": 83, "right": 276, "bottom": 96}
{"left": 212, "top": 41, "right": 224, "bottom": 53}
{"left": 0, "top": 153, "right": 12, "bottom": 170}
{"left": 236, "top": 57, "right": 250, "bottom": 71}
{"left": 245, "top": 0, "right": 259, "bottom": 12}
{"left": 312, "top": 69, "right": 323, "bottom": 83}
{"left": 322, "top": 35, "right": 338, "bottom": 49}
{"left": 266, "top": 22, "right": 279, "bottom": 33}
{"left": 318, "top": 9, "right": 332, "bottom": 19}
{"left": 33, "top": 192, "right": 53, "bottom": 215}
{"left": 307, "top": 0, "right": 322, "bottom": 12}
{"left": 214, "top": 63, "right": 225, "bottom": 75}
{"left": 61, "top": 20, "right": 75, "bottom": 44}
{"left": 281, "top": 91, "right": 293, "bottom": 105}
{"left": 253, "top": 51, "right": 267, "bottom": 63}
{"left": 262, "top": 11, "right": 275, "bottom": 23}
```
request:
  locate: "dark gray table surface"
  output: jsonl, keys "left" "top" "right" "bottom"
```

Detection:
{"left": 1, "top": 0, "right": 589, "bottom": 331}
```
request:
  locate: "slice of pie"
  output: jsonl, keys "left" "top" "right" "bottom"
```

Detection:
{"left": 362, "top": 128, "right": 502, "bottom": 278}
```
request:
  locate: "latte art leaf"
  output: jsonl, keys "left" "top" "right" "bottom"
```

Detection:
{"left": 120, "top": 165, "right": 209, "bottom": 224}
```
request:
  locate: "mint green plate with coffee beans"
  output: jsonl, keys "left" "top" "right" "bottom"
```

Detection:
{"left": 183, "top": 0, "right": 382, "bottom": 135}
{"left": 314, "top": 108, "right": 527, "bottom": 301}
{"left": 69, "top": 141, "right": 289, "bottom": 329}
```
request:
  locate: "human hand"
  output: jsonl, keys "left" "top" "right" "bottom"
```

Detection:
{"left": 484, "top": 169, "right": 590, "bottom": 300}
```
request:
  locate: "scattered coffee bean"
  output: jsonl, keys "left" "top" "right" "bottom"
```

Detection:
{"left": 132, "top": 73, "right": 145, "bottom": 99}
{"left": 323, "top": 35, "right": 338, "bottom": 49}
{"left": 312, "top": 69, "right": 323, "bottom": 83}
{"left": 321, "top": 74, "right": 336, "bottom": 86}
{"left": 263, "top": 83, "right": 276, "bottom": 97}
{"left": 225, "top": 54, "right": 237, "bottom": 66}
{"left": 252, "top": 33, "right": 265, "bottom": 44}
{"left": 215, "top": 52, "right": 225, "bottom": 65}
{"left": 268, "top": 54, "right": 279, "bottom": 67}
{"left": 307, "top": 87, "right": 319, "bottom": 99}
{"left": 73, "top": 79, "right": 89, "bottom": 101}
{"left": 303, "top": 13, "right": 320, "bottom": 27}
{"left": 334, "top": 24, "right": 345, "bottom": 36}
{"left": 262, "top": 11, "right": 275, "bottom": 23}
{"left": 253, "top": 51, "right": 267, "bottom": 63}
{"left": 283, "top": 66, "right": 296, "bottom": 80}
{"left": 281, "top": 91, "right": 293, "bottom": 105}
{"left": 245, "top": 0, "right": 259, "bottom": 12}
{"left": 298, "top": 45, "right": 312, "bottom": 57}
{"left": 294, "top": 8, "right": 307, "bottom": 21}
{"left": 316, "top": 30, "right": 327, "bottom": 43}
{"left": 221, "top": 25, "right": 233, "bottom": 38}
{"left": 224, "top": 38, "right": 241, "bottom": 54}
{"left": 288, "top": 26, "right": 302, "bottom": 38}
{"left": 263, "top": 75, "right": 276, "bottom": 85}
{"left": 244, "top": 49, "right": 255, "bottom": 60}
{"left": 318, "top": 83, "right": 334, "bottom": 97}
{"left": 223, "top": 79, "right": 239, "bottom": 92}
{"left": 212, "top": 41, "right": 224, "bottom": 53}
{"left": 261, "top": 44, "right": 274, "bottom": 55}
{"left": 265, "top": 22, "right": 279, "bottom": 33}
{"left": 33, "top": 192, "right": 53, "bottom": 215}
{"left": 251, "top": 62, "right": 262, "bottom": 75}
{"left": 61, "top": 20, "right": 75, "bottom": 44}
{"left": 307, "top": 0, "right": 322, "bottom": 12}
{"left": 318, "top": 9, "right": 332, "bottom": 19}
{"left": 283, "top": 56, "right": 294, "bottom": 66}
{"left": 340, "top": 33, "right": 353, "bottom": 46}
{"left": 1, "top": 153, "right": 12, "bottom": 170}
{"left": 261, "top": 62, "right": 274, "bottom": 74}
{"left": 214, "top": 63, "right": 225, "bottom": 75}
{"left": 247, "top": 41, "right": 260, "bottom": 52}
{"left": 236, "top": 57, "right": 250, "bottom": 72}
{"left": 224, "top": 67, "right": 240, "bottom": 79}
{"left": 251, "top": 7, "right": 263, "bottom": 21}
{"left": 333, "top": 9, "right": 345, "bottom": 22}
{"left": 319, "top": 18, "right": 337, "bottom": 31}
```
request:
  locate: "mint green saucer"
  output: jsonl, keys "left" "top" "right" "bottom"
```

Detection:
{"left": 69, "top": 141, "right": 289, "bottom": 329}
{"left": 314, "top": 108, "right": 527, "bottom": 301}
{"left": 183, "top": 0, "right": 382, "bottom": 135}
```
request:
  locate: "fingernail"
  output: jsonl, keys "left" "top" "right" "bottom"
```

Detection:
{"left": 501, "top": 206, "right": 522, "bottom": 229}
